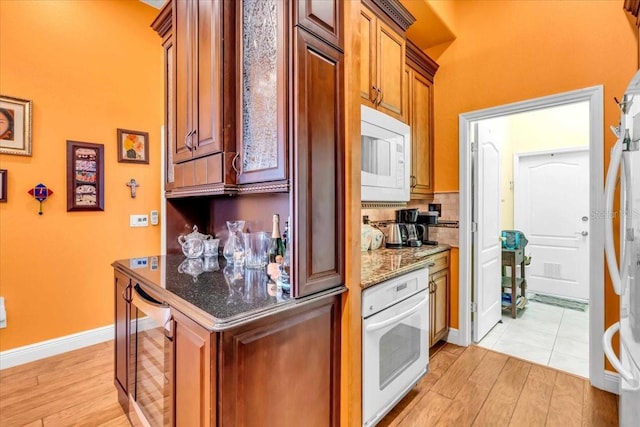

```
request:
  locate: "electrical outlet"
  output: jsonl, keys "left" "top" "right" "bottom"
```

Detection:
{"left": 130, "top": 214, "right": 149, "bottom": 227}
{"left": 150, "top": 210, "right": 159, "bottom": 225}
{"left": 130, "top": 257, "right": 149, "bottom": 269}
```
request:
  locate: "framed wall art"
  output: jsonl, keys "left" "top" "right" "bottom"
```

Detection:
{"left": 66, "top": 140, "right": 104, "bottom": 211}
{"left": 0, "top": 95, "right": 32, "bottom": 156}
{"left": 0, "top": 169, "right": 6, "bottom": 202}
{"left": 117, "top": 128, "right": 149, "bottom": 164}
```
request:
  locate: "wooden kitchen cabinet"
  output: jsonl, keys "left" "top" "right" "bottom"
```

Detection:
{"left": 406, "top": 40, "right": 439, "bottom": 199}
{"left": 171, "top": 308, "right": 215, "bottom": 427}
{"left": 174, "top": 0, "right": 223, "bottom": 163}
{"left": 291, "top": 27, "right": 345, "bottom": 297}
{"left": 428, "top": 250, "right": 450, "bottom": 347}
{"left": 235, "top": 0, "right": 288, "bottom": 186}
{"left": 170, "top": 293, "right": 341, "bottom": 427}
{"left": 218, "top": 293, "right": 342, "bottom": 426}
{"left": 160, "top": 0, "right": 237, "bottom": 195}
{"left": 113, "top": 270, "right": 131, "bottom": 411}
{"left": 359, "top": 0, "right": 413, "bottom": 122}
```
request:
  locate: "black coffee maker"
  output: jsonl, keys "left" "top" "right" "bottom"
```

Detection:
{"left": 416, "top": 206, "right": 439, "bottom": 246}
{"left": 395, "top": 208, "right": 424, "bottom": 247}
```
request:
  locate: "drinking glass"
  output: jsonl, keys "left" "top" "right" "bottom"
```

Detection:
{"left": 243, "top": 232, "right": 270, "bottom": 268}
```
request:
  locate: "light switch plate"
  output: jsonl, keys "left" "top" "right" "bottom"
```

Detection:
{"left": 130, "top": 214, "right": 149, "bottom": 227}
{"left": 150, "top": 210, "right": 159, "bottom": 225}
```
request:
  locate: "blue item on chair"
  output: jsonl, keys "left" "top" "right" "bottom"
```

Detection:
{"left": 501, "top": 230, "right": 528, "bottom": 250}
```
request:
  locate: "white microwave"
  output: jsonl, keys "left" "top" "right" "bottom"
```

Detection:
{"left": 361, "top": 105, "right": 411, "bottom": 202}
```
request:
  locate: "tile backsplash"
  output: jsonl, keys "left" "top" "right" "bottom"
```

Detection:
{"left": 361, "top": 192, "right": 459, "bottom": 247}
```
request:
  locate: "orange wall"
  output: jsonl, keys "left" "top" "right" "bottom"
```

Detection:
{"left": 429, "top": 1, "right": 636, "bottom": 336}
{"left": 0, "top": 0, "right": 163, "bottom": 351}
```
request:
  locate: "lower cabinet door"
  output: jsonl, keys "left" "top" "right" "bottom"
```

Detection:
{"left": 429, "top": 268, "right": 449, "bottom": 346}
{"left": 172, "top": 309, "right": 214, "bottom": 427}
{"left": 218, "top": 294, "right": 342, "bottom": 426}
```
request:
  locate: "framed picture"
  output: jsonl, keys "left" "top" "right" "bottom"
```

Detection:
{"left": 0, "top": 95, "right": 32, "bottom": 156}
{"left": 66, "top": 140, "right": 104, "bottom": 211}
{"left": 117, "top": 128, "right": 149, "bottom": 164}
{"left": 0, "top": 169, "right": 6, "bottom": 202}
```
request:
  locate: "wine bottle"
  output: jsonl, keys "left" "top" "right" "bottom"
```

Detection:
{"left": 268, "top": 214, "right": 285, "bottom": 263}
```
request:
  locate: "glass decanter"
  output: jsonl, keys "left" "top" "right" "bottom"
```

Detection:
{"left": 223, "top": 220, "right": 246, "bottom": 266}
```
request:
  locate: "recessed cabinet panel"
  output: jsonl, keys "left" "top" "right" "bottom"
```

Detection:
{"left": 237, "top": 0, "right": 287, "bottom": 184}
{"left": 359, "top": 7, "right": 376, "bottom": 105}
{"left": 295, "top": 0, "right": 343, "bottom": 49}
{"left": 292, "top": 28, "right": 344, "bottom": 297}
{"left": 377, "top": 20, "right": 405, "bottom": 119}
{"left": 173, "top": 0, "right": 223, "bottom": 165}
{"left": 410, "top": 69, "right": 434, "bottom": 197}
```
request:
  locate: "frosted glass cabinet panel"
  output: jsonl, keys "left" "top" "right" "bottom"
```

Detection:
{"left": 237, "top": 0, "right": 288, "bottom": 184}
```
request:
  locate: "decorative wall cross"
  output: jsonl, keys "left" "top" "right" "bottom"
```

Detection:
{"left": 126, "top": 178, "right": 140, "bottom": 198}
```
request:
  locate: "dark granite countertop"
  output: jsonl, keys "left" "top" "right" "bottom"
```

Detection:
{"left": 112, "top": 255, "right": 345, "bottom": 331}
{"left": 361, "top": 244, "right": 450, "bottom": 289}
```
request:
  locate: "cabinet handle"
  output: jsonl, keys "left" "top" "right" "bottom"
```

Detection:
{"left": 185, "top": 130, "right": 194, "bottom": 151}
{"left": 232, "top": 153, "right": 241, "bottom": 176}
{"left": 122, "top": 283, "right": 132, "bottom": 303}
{"left": 371, "top": 85, "right": 379, "bottom": 104}
{"left": 377, "top": 88, "right": 384, "bottom": 106}
{"left": 164, "top": 316, "right": 174, "bottom": 342}
{"left": 191, "top": 129, "right": 197, "bottom": 149}
{"left": 411, "top": 175, "right": 417, "bottom": 189}
{"left": 427, "top": 262, "right": 435, "bottom": 268}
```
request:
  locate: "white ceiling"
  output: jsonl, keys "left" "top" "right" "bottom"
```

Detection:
{"left": 139, "top": 0, "right": 165, "bottom": 9}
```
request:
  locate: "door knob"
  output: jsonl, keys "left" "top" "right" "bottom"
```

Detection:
{"left": 576, "top": 231, "right": 588, "bottom": 236}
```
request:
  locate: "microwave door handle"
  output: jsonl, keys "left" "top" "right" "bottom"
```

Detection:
{"left": 365, "top": 296, "right": 428, "bottom": 332}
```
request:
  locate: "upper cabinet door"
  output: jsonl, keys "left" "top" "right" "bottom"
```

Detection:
{"left": 376, "top": 18, "right": 405, "bottom": 121}
{"left": 292, "top": 28, "right": 345, "bottom": 297}
{"left": 358, "top": 4, "right": 406, "bottom": 123}
{"left": 294, "top": 0, "right": 343, "bottom": 50}
{"left": 236, "top": 0, "right": 288, "bottom": 185}
{"left": 173, "top": 0, "right": 223, "bottom": 164}
{"left": 409, "top": 68, "right": 434, "bottom": 197}
{"left": 359, "top": 6, "right": 376, "bottom": 106}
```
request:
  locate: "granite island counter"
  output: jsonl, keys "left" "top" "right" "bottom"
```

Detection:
{"left": 112, "top": 255, "right": 345, "bottom": 331}
{"left": 113, "top": 255, "right": 344, "bottom": 426}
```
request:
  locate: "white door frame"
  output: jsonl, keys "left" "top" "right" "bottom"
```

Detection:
{"left": 458, "top": 86, "right": 611, "bottom": 392}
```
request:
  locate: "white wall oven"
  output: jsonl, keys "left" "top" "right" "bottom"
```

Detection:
{"left": 361, "top": 105, "right": 411, "bottom": 202}
{"left": 362, "top": 268, "right": 429, "bottom": 426}
{"left": 129, "top": 284, "right": 172, "bottom": 426}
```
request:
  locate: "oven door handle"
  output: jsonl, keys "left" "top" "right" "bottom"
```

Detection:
{"left": 365, "top": 296, "right": 428, "bottom": 332}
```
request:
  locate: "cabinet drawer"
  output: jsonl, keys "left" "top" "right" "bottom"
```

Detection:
{"left": 427, "top": 251, "right": 449, "bottom": 274}
{"left": 173, "top": 154, "right": 223, "bottom": 187}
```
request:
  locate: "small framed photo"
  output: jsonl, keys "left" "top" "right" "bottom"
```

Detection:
{"left": 0, "top": 95, "right": 32, "bottom": 156}
{"left": 117, "top": 128, "right": 149, "bottom": 164}
{"left": 0, "top": 169, "right": 6, "bottom": 202}
{"left": 67, "top": 140, "right": 104, "bottom": 211}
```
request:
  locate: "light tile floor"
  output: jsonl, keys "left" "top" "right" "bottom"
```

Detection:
{"left": 477, "top": 299, "right": 590, "bottom": 378}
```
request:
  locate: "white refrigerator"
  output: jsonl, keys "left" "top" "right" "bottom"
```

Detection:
{"left": 604, "top": 70, "right": 640, "bottom": 426}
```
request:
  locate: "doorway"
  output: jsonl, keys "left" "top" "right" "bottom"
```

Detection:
{"left": 457, "top": 86, "right": 608, "bottom": 390}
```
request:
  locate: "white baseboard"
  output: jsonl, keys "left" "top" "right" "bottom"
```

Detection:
{"left": 0, "top": 324, "right": 114, "bottom": 370}
{"left": 446, "top": 328, "right": 463, "bottom": 346}
{"left": 603, "top": 370, "right": 621, "bottom": 395}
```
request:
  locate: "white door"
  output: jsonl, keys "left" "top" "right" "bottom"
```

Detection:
{"left": 514, "top": 149, "right": 590, "bottom": 301}
{"left": 473, "top": 122, "right": 503, "bottom": 341}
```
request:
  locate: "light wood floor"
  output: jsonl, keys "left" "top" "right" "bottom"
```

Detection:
{"left": 0, "top": 341, "right": 618, "bottom": 426}
{"left": 379, "top": 342, "right": 618, "bottom": 427}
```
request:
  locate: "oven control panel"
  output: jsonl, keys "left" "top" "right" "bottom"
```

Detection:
{"left": 362, "top": 268, "right": 429, "bottom": 318}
